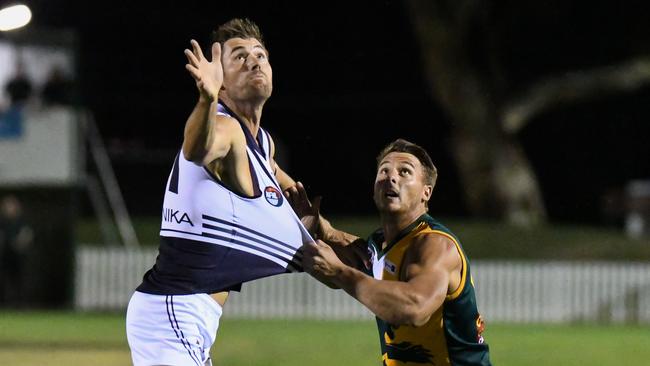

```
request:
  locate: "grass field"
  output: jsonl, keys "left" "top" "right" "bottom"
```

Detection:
{"left": 1, "top": 311, "right": 649, "bottom": 365}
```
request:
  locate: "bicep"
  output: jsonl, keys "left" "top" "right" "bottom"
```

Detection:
{"left": 402, "top": 235, "right": 461, "bottom": 312}
{"left": 197, "top": 116, "right": 236, "bottom": 165}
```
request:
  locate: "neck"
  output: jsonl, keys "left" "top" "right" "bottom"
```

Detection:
{"left": 220, "top": 96, "right": 265, "bottom": 137}
{"left": 379, "top": 207, "right": 427, "bottom": 245}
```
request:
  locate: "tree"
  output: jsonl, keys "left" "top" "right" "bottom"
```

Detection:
{"left": 405, "top": 0, "right": 650, "bottom": 226}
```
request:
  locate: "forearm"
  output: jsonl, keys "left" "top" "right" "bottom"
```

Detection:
{"left": 319, "top": 216, "right": 360, "bottom": 246}
{"left": 182, "top": 97, "right": 217, "bottom": 163}
{"left": 333, "top": 267, "right": 443, "bottom": 326}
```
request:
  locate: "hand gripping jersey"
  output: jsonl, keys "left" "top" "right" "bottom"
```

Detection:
{"left": 137, "top": 102, "right": 313, "bottom": 295}
{"left": 367, "top": 214, "right": 491, "bottom": 366}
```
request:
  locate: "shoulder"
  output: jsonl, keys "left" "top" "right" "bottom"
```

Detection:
{"left": 405, "top": 232, "right": 461, "bottom": 268}
{"left": 214, "top": 115, "right": 246, "bottom": 142}
{"left": 214, "top": 114, "right": 241, "bottom": 130}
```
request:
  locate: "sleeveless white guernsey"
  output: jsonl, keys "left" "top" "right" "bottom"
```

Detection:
{"left": 137, "top": 102, "right": 313, "bottom": 294}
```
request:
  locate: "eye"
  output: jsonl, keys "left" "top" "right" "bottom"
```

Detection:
{"left": 400, "top": 168, "right": 412, "bottom": 175}
{"left": 256, "top": 53, "right": 267, "bottom": 60}
{"left": 235, "top": 54, "right": 246, "bottom": 61}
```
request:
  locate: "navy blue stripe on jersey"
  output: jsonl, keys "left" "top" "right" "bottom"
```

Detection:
{"left": 247, "top": 154, "right": 263, "bottom": 196}
{"left": 159, "top": 228, "right": 302, "bottom": 271}
{"left": 249, "top": 147, "right": 279, "bottom": 189}
{"left": 263, "top": 129, "right": 272, "bottom": 161}
{"left": 136, "top": 235, "right": 290, "bottom": 295}
{"left": 202, "top": 223, "right": 298, "bottom": 258}
{"left": 202, "top": 214, "right": 302, "bottom": 257}
{"left": 217, "top": 102, "right": 277, "bottom": 189}
{"left": 256, "top": 126, "right": 266, "bottom": 157}
{"left": 168, "top": 153, "right": 180, "bottom": 194}
{"left": 137, "top": 236, "right": 300, "bottom": 295}
{"left": 200, "top": 231, "right": 301, "bottom": 271}
{"left": 219, "top": 102, "right": 265, "bottom": 156}
{"left": 166, "top": 295, "right": 201, "bottom": 366}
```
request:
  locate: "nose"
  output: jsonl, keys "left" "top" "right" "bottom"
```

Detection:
{"left": 246, "top": 55, "right": 260, "bottom": 70}
{"left": 379, "top": 169, "right": 398, "bottom": 184}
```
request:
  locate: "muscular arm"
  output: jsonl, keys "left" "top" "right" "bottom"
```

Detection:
{"left": 304, "top": 234, "right": 461, "bottom": 327}
{"left": 274, "top": 165, "right": 296, "bottom": 191}
{"left": 182, "top": 100, "right": 229, "bottom": 164}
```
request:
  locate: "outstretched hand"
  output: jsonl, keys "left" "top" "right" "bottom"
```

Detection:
{"left": 184, "top": 39, "right": 223, "bottom": 102}
{"left": 284, "top": 182, "right": 322, "bottom": 237}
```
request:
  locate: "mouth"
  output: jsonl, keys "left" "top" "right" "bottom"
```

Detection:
{"left": 249, "top": 71, "right": 266, "bottom": 80}
{"left": 384, "top": 189, "right": 399, "bottom": 199}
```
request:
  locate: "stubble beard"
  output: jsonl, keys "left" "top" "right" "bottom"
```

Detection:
{"left": 240, "top": 82, "right": 272, "bottom": 105}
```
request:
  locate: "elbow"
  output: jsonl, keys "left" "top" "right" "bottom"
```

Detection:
{"left": 394, "top": 293, "right": 443, "bottom": 327}
{"left": 399, "top": 307, "right": 430, "bottom": 328}
{"left": 407, "top": 309, "right": 433, "bottom": 327}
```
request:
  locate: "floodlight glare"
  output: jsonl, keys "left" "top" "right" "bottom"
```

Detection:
{"left": 0, "top": 4, "right": 32, "bottom": 31}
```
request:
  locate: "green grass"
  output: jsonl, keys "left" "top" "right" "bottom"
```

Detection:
{"left": 1, "top": 311, "right": 650, "bottom": 365}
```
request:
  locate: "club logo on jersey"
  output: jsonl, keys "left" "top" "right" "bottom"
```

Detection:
{"left": 476, "top": 314, "right": 486, "bottom": 344}
{"left": 264, "top": 186, "right": 283, "bottom": 207}
{"left": 384, "top": 259, "right": 397, "bottom": 274}
{"left": 163, "top": 208, "right": 194, "bottom": 226}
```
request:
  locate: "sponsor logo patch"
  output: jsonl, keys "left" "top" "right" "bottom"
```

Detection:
{"left": 163, "top": 208, "right": 194, "bottom": 226}
{"left": 384, "top": 259, "right": 397, "bottom": 274}
{"left": 264, "top": 186, "right": 283, "bottom": 207}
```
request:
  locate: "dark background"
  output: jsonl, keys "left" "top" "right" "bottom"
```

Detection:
{"left": 14, "top": 0, "right": 650, "bottom": 225}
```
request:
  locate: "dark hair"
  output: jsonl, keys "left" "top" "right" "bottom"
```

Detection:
{"left": 212, "top": 18, "right": 265, "bottom": 48}
{"left": 376, "top": 139, "right": 438, "bottom": 188}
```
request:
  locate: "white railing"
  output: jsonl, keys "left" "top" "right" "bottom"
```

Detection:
{"left": 75, "top": 247, "right": 650, "bottom": 323}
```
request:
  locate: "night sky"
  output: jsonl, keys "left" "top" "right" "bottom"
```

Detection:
{"left": 15, "top": 0, "right": 650, "bottom": 224}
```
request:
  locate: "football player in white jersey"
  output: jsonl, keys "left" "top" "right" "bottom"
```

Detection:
{"left": 126, "top": 18, "right": 312, "bottom": 366}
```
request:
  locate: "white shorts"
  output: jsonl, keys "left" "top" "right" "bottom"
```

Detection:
{"left": 126, "top": 291, "right": 223, "bottom": 366}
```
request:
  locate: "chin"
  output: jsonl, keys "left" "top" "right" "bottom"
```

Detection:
{"left": 251, "top": 86, "right": 272, "bottom": 99}
{"left": 376, "top": 203, "right": 402, "bottom": 215}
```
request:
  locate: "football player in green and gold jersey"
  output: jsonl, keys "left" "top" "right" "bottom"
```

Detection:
{"left": 290, "top": 139, "right": 491, "bottom": 366}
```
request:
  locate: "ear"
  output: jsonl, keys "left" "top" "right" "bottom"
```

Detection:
{"left": 422, "top": 185, "right": 433, "bottom": 202}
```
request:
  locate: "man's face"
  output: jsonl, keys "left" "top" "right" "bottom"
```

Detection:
{"left": 373, "top": 152, "right": 432, "bottom": 215}
{"left": 221, "top": 37, "right": 273, "bottom": 102}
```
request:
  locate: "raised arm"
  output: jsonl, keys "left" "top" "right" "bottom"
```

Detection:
{"left": 182, "top": 40, "right": 231, "bottom": 165}
{"left": 303, "top": 233, "right": 461, "bottom": 327}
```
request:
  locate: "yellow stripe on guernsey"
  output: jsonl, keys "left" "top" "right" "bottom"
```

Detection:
{"left": 378, "top": 222, "right": 469, "bottom": 366}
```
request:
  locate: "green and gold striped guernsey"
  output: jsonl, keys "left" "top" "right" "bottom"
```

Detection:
{"left": 367, "top": 214, "right": 491, "bottom": 365}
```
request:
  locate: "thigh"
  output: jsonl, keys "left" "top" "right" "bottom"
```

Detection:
{"left": 126, "top": 292, "right": 220, "bottom": 366}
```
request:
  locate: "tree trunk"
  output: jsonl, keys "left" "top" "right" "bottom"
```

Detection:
{"left": 406, "top": 0, "right": 547, "bottom": 225}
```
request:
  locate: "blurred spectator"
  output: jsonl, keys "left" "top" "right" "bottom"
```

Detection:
{"left": 0, "top": 195, "right": 34, "bottom": 307}
{"left": 625, "top": 180, "right": 650, "bottom": 239}
{"left": 0, "top": 59, "right": 33, "bottom": 139}
{"left": 41, "top": 66, "right": 75, "bottom": 107}
{"left": 4, "top": 58, "right": 33, "bottom": 106}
